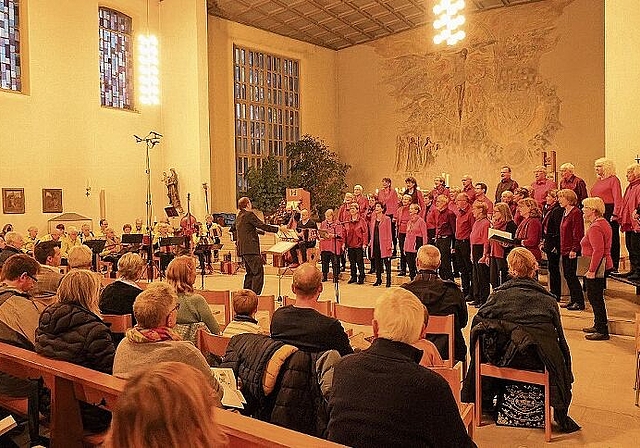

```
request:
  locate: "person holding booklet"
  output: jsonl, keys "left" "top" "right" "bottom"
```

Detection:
{"left": 488, "top": 202, "right": 517, "bottom": 288}
{"left": 580, "top": 197, "right": 613, "bottom": 340}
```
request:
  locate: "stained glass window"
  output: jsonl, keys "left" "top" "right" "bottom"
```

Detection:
{"left": 99, "top": 7, "right": 133, "bottom": 109}
{"left": 233, "top": 45, "right": 300, "bottom": 192}
{"left": 0, "top": 0, "right": 21, "bottom": 92}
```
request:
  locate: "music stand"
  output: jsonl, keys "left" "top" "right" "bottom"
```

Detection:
{"left": 265, "top": 241, "right": 298, "bottom": 303}
{"left": 165, "top": 206, "right": 179, "bottom": 218}
{"left": 160, "top": 236, "right": 187, "bottom": 247}
{"left": 122, "top": 234, "right": 144, "bottom": 244}
{"left": 85, "top": 240, "right": 107, "bottom": 274}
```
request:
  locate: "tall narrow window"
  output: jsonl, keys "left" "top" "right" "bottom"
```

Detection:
{"left": 99, "top": 7, "right": 133, "bottom": 109}
{"left": 0, "top": 0, "right": 21, "bottom": 92}
{"left": 233, "top": 45, "right": 300, "bottom": 192}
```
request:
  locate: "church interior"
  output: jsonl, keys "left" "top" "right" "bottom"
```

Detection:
{"left": 1, "top": 0, "right": 640, "bottom": 446}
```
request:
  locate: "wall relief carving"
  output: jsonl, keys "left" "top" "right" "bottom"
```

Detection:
{"left": 371, "top": 0, "right": 572, "bottom": 178}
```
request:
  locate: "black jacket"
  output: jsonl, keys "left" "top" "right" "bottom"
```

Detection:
{"left": 99, "top": 280, "right": 142, "bottom": 325}
{"left": 221, "top": 333, "right": 331, "bottom": 438}
{"left": 35, "top": 301, "right": 116, "bottom": 432}
{"left": 234, "top": 209, "right": 279, "bottom": 256}
{"left": 0, "top": 246, "right": 22, "bottom": 269}
{"left": 542, "top": 202, "right": 563, "bottom": 254}
{"left": 401, "top": 270, "right": 468, "bottom": 362}
{"left": 327, "top": 338, "right": 475, "bottom": 448}
{"left": 35, "top": 302, "right": 115, "bottom": 374}
{"left": 461, "top": 278, "right": 573, "bottom": 412}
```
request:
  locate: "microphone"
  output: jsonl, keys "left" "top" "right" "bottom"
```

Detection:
{"left": 150, "top": 131, "right": 163, "bottom": 138}
{"left": 133, "top": 135, "right": 143, "bottom": 143}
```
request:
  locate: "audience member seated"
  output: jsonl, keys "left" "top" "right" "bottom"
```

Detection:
{"left": 106, "top": 362, "right": 228, "bottom": 448}
{"left": 99, "top": 253, "right": 146, "bottom": 325}
{"left": 0, "top": 254, "right": 44, "bottom": 444}
{"left": 31, "top": 240, "right": 63, "bottom": 306}
{"left": 270, "top": 263, "right": 353, "bottom": 356}
{"left": 39, "top": 228, "right": 63, "bottom": 244}
{"left": 0, "top": 231, "right": 24, "bottom": 269}
{"left": 22, "top": 226, "right": 39, "bottom": 255}
{"left": 68, "top": 244, "right": 94, "bottom": 270}
{"left": 112, "top": 282, "right": 222, "bottom": 402}
{"left": 326, "top": 288, "right": 475, "bottom": 448}
{"left": 166, "top": 256, "right": 220, "bottom": 335}
{"left": 35, "top": 269, "right": 115, "bottom": 432}
{"left": 401, "top": 244, "right": 468, "bottom": 363}
{"left": 461, "top": 247, "right": 580, "bottom": 433}
{"left": 222, "top": 289, "right": 267, "bottom": 337}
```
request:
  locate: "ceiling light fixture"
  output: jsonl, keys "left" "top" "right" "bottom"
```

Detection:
{"left": 433, "top": 0, "right": 466, "bottom": 46}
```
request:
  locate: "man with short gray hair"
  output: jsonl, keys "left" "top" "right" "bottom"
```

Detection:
{"left": 0, "top": 231, "right": 24, "bottom": 269}
{"left": 327, "top": 288, "right": 474, "bottom": 448}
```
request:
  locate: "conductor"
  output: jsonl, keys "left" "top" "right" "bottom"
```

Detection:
{"left": 235, "top": 197, "right": 285, "bottom": 294}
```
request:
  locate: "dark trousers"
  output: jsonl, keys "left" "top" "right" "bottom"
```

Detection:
{"left": 0, "top": 373, "right": 40, "bottom": 443}
{"left": 435, "top": 236, "right": 454, "bottom": 280}
{"left": 625, "top": 231, "right": 640, "bottom": 274}
{"left": 585, "top": 276, "right": 609, "bottom": 334}
{"left": 398, "top": 233, "right": 407, "bottom": 274}
{"left": 561, "top": 255, "right": 584, "bottom": 306}
{"left": 406, "top": 251, "right": 418, "bottom": 280}
{"left": 604, "top": 203, "right": 620, "bottom": 270}
{"left": 321, "top": 251, "right": 340, "bottom": 280}
{"left": 375, "top": 257, "right": 392, "bottom": 286}
{"left": 387, "top": 214, "right": 397, "bottom": 254}
{"left": 242, "top": 254, "right": 265, "bottom": 294}
{"left": 489, "top": 256, "right": 508, "bottom": 288}
{"left": 455, "top": 239, "right": 472, "bottom": 295}
{"left": 348, "top": 247, "right": 365, "bottom": 281}
{"left": 546, "top": 251, "right": 562, "bottom": 300}
{"left": 471, "top": 244, "right": 490, "bottom": 304}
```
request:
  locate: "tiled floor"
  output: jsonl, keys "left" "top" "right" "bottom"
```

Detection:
{"left": 203, "top": 267, "right": 640, "bottom": 447}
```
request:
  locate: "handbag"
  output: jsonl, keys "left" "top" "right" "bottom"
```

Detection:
{"left": 576, "top": 255, "right": 605, "bottom": 278}
{"left": 496, "top": 381, "right": 545, "bottom": 428}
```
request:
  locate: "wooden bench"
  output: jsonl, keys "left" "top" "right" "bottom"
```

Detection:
{"left": 608, "top": 273, "right": 640, "bottom": 294}
{"left": 0, "top": 341, "right": 341, "bottom": 447}
{"left": 102, "top": 314, "right": 133, "bottom": 334}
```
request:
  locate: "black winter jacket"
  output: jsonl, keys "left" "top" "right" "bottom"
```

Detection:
{"left": 35, "top": 302, "right": 116, "bottom": 374}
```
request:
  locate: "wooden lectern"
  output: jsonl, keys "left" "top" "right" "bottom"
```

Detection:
{"left": 286, "top": 188, "right": 310, "bottom": 212}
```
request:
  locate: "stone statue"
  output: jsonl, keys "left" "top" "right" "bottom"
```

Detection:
{"left": 162, "top": 168, "right": 183, "bottom": 213}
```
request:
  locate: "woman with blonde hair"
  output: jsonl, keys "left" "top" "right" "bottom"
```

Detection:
{"left": 591, "top": 157, "right": 622, "bottom": 271}
{"left": 465, "top": 247, "right": 580, "bottom": 434}
{"left": 36, "top": 269, "right": 115, "bottom": 432}
{"left": 107, "top": 362, "right": 228, "bottom": 448}
{"left": 166, "top": 255, "right": 220, "bottom": 334}
{"left": 558, "top": 189, "right": 585, "bottom": 310}
{"left": 100, "top": 252, "right": 146, "bottom": 325}
{"left": 580, "top": 197, "right": 613, "bottom": 340}
{"left": 488, "top": 202, "right": 518, "bottom": 288}
{"left": 514, "top": 197, "right": 543, "bottom": 260}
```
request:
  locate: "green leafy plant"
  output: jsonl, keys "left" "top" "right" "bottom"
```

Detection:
{"left": 286, "top": 135, "right": 350, "bottom": 218}
{"left": 241, "top": 155, "right": 286, "bottom": 215}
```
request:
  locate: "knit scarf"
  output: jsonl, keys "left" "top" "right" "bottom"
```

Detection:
{"left": 126, "top": 326, "right": 182, "bottom": 343}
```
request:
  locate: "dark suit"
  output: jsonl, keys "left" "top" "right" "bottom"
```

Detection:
{"left": 401, "top": 270, "right": 468, "bottom": 362}
{"left": 235, "top": 209, "right": 279, "bottom": 294}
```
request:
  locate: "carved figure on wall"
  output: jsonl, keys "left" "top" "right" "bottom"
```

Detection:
{"left": 373, "top": 0, "right": 572, "bottom": 178}
{"left": 162, "top": 168, "right": 183, "bottom": 213}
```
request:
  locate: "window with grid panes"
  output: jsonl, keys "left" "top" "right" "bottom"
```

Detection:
{"left": 0, "top": 0, "right": 21, "bottom": 92}
{"left": 99, "top": 7, "right": 134, "bottom": 109}
{"left": 233, "top": 45, "right": 300, "bottom": 192}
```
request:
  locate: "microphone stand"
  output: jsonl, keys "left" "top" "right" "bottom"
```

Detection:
{"left": 134, "top": 131, "right": 162, "bottom": 281}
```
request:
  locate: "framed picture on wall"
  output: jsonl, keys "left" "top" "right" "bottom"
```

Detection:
{"left": 42, "top": 189, "right": 63, "bottom": 213}
{"left": 2, "top": 188, "right": 25, "bottom": 214}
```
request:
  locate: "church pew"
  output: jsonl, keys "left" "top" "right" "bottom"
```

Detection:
{"left": 0, "top": 341, "right": 342, "bottom": 447}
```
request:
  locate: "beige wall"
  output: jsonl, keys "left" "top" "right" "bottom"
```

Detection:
{"left": 336, "top": 0, "right": 604, "bottom": 197}
{"left": 605, "top": 0, "right": 640, "bottom": 183}
{"left": 207, "top": 16, "right": 338, "bottom": 212}
{"left": 0, "top": 0, "right": 212, "bottom": 234}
